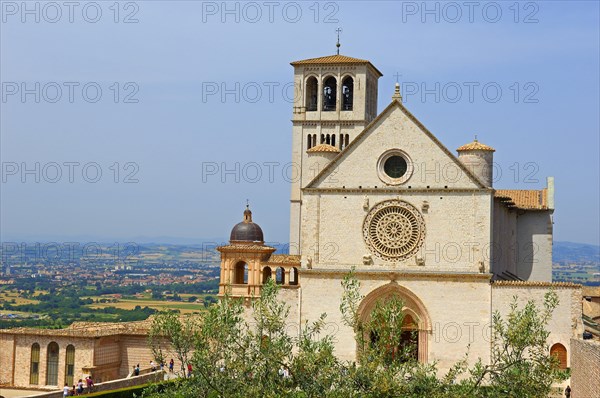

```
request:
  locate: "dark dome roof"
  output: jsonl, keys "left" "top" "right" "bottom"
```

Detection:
{"left": 230, "top": 206, "right": 264, "bottom": 243}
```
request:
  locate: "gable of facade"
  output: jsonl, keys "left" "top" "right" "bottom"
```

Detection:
{"left": 306, "top": 100, "right": 486, "bottom": 191}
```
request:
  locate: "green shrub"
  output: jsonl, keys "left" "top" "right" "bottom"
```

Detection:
{"left": 85, "top": 381, "right": 166, "bottom": 398}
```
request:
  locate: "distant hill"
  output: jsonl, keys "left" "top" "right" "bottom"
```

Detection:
{"left": 554, "top": 241, "right": 600, "bottom": 264}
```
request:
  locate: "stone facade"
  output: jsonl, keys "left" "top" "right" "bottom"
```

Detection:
{"left": 492, "top": 282, "right": 583, "bottom": 368}
{"left": 216, "top": 53, "right": 583, "bottom": 377}
{"left": 570, "top": 338, "right": 600, "bottom": 398}
{"left": 0, "top": 320, "right": 160, "bottom": 389}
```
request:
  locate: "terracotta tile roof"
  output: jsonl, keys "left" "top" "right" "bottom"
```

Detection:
{"left": 307, "top": 144, "right": 341, "bottom": 154}
{"left": 457, "top": 139, "right": 495, "bottom": 152}
{"left": 290, "top": 54, "right": 383, "bottom": 76}
{"left": 0, "top": 319, "right": 153, "bottom": 337}
{"left": 495, "top": 189, "right": 548, "bottom": 210}
{"left": 266, "top": 254, "right": 301, "bottom": 265}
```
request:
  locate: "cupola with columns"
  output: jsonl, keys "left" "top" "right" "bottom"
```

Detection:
{"left": 217, "top": 205, "right": 301, "bottom": 300}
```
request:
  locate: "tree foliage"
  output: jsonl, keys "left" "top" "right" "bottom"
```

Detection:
{"left": 142, "top": 271, "right": 568, "bottom": 398}
{"left": 148, "top": 311, "right": 199, "bottom": 376}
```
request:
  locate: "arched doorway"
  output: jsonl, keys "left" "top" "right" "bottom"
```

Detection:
{"left": 46, "top": 342, "right": 59, "bottom": 386}
{"left": 357, "top": 283, "right": 431, "bottom": 363}
{"left": 65, "top": 344, "right": 75, "bottom": 386}
{"left": 550, "top": 343, "right": 567, "bottom": 369}
{"left": 368, "top": 313, "right": 418, "bottom": 363}
{"left": 30, "top": 343, "right": 40, "bottom": 385}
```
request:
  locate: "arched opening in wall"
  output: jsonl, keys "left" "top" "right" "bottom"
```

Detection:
{"left": 326, "top": 134, "right": 331, "bottom": 145}
{"left": 399, "top": 314, "right": 418, "bottom": 361}
{"left": 321, "top": 134, "right": 325, "bottom": 144}
{"left": 342, "top": 76, "right": 354, "bottom": 110}
{"left": 312, "top": 134, "right": 317, "bottom": 147}
{"left": 322, "top": 76, "right": 337, "bottom": 111}
{"left": 234, "top": 261, "right": 249, "bottom": 284}
{"left": 307, "top": 134, "right": 312, "bottom": 149}
{"left": 262, "top": 267, "right": 272, "bottom": 284}
{"left": 30, "top": 343, "right": 40, "bottom": 385}
{"left": 46, "top": 342, "right": 59, "bottom": 386}
{"left": 275, "top": 267, "right": 285, "bottom": 285}
{"left": 550, "top": 343, "right": 567, "bottom": 369}
{"left": 331, "top": 134, "right": 336, "bottom": 147}
{"left": 64, "top": 344, "right": 75, "bottom": 386}
{"left": 339, "top": 133, "right": 350, "bottom": 150}
{"left": 289, "top": 267, "right": 298, "bottom": 285}
{"left": 368, "top": 312, "right": 418, "bottom": 363}
{"left": 305, "top": 76, "right": 318, "bottom": 111}
{"left": 357, "top": 283, "right": 431, "bottom": 364}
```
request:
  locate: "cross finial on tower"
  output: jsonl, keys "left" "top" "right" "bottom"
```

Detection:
{"left": 246, "top": 199, "right": 249, "bottom": 208}
{"left": 474, "top": 134, "right": 478, "bottom": 142}
{"left": 393, "top": 72, "right": 402, "bottom": 83}
{"left": 335, "top": 27, "right": 342, "bottom": 55}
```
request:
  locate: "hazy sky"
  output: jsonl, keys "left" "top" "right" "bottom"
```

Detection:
{"left": 1, "top": 1, "right": 599, "bottom": 246}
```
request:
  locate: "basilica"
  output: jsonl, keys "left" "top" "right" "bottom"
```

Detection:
{"left": 217, "top": 53, "right": 582, "bottom": 373}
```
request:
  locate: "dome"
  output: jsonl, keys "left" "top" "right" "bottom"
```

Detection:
{"left": 457, "top": 138, "right": 495, "bottom": 152}
{"left": 229, "top": 205, "right": 264, "bottom": 243}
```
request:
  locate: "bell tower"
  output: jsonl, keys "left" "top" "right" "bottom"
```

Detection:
{"left": 288, "top": 54, "right": 383, "bottom": 254}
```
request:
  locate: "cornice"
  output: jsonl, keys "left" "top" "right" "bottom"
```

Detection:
{"left": 302, "top": 187, "right": 493, "bottom": 194}
{"left": 292, "top": 120, "right": 367, "bottom": 126}
{"left": 217, "top": 244, "right": 277, "bottom": 253}
{"left": 492, "top": 280, "right": 582, "bottom": 289}
{"left": 300, "top": 268, "right": 493, "bottom": 282}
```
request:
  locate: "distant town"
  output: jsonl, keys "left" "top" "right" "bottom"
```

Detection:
{"left": 0, "top": 240, "right": 597, "bottom": 330}
{"left": 0, "top": 242, "right": 225, "bottom": 329}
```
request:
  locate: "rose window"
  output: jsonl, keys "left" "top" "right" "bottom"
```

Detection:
{"left": 363, "top": 200, "right": 425, "bottom": 262}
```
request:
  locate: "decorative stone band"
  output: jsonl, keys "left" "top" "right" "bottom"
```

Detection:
{"left": 299, "top": 268, "right": 493, "bottom": 282}
{"left": 303, "top": 187, "right": 494, "bottom": 194}
{"left": 492, "top": 280, "right": 582, "bottom": 289}
{"left": 292, "top": 120, "right": 367, "bottom": 126}
{"left": 217, "top": 244, "right": 276, "bottom": 253}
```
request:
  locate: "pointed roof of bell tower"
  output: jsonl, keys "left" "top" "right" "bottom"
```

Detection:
{"left": 290, "top": 55, "right": 383, "bottom": 77}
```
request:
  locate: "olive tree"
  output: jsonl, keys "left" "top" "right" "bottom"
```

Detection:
{"left": 148, "top": 311, "right": 199, "bottom": 377}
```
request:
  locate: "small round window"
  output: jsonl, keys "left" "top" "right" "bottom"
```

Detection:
{"left": 377, "top": 150, "right": 413, "bottom": 185}
{"left": 384, "top": 156, "right": 407, "bottom": 179}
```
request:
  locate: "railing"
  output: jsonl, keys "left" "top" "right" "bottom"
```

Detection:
{"left": 16, "top": 371, "right": 165, "bottom": 398}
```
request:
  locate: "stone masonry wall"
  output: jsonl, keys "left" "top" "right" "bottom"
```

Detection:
{"left": 11, "top": 335, "right": 94, "bottom": 389}
{"left": 0, "top": 334, "right": 15, "bottom": 385}
{"left": 570, "top": 338, "right": 600, "bottom": 398}
{"left": 491, "top": 284, "right": 582, "bottom": 368}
